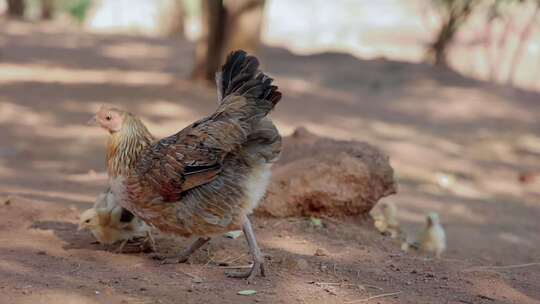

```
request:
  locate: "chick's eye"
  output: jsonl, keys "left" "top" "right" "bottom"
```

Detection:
{"left": 85, "top": 219, "right": 91, "bottom": 223}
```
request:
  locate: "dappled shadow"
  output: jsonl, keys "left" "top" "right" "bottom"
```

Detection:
{"left": 259, "top": 46, "right": 540, "bottom": 138}
{"left": 1, "top": 21, "right": 539, "bottom": 262}
{"left": 30, "top": 220, "right": 98, "bottom": 251}
{"left": 0, "top": 191, "right": 539, "bottom": 303}
{"left": 0, "top": 21, "right": 539, "bottom": 303}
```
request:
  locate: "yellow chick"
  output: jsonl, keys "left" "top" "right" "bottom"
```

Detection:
{"left": 78, "top": 188, "right": 154, "bottom": 252}
{"left": 373, "top": 202, "right": 400, "bottom": 238}
{"left": 419, "top": 212, "right": 446, "bottom": 259}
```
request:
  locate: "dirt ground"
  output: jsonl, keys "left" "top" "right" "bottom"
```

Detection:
{"left": 0, "top": 22, "right": 539, "bottom": 304}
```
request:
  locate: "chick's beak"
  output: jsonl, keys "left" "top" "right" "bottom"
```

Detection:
{"left": 87, "top": 115, "right": 98, "bottom": 125}
{"left": 77, "top": 224, "right": 84, "bottom": 231}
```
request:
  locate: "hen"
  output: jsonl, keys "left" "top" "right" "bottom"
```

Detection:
{"left": 92, "top": 50, "right": 282, "bottom": 281}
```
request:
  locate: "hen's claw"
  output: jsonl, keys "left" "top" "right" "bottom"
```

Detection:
{"left": 225, "top": 216, "right": 266, "bottom": 283}
{"left": 225, "top": 261, "right": 265, "bottom": 283}
{"left": 154, "top": 237, "right": 210, "bottom": 265}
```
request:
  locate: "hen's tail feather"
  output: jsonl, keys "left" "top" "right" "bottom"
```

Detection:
{"left": 216, "top": 50, "right": 282, "bottom": 107}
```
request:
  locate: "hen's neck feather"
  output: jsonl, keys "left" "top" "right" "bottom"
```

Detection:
{"left": 107, "top": 115, "right": 153, "bottom": 178}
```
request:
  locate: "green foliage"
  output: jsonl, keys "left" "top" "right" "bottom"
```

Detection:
{"left": 65, "top": 0, "right": 92, "bottom": 23}
{"left": 310, "top": 217, "right": 323, "bottom": 228}
{"left": 183, "top": 0, "right": 201, "bottom": 18}
{"left": 54, "top": 0, "right": 92, "bottom": 23}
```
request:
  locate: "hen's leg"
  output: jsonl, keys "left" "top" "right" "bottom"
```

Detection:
{"left": 158, "top": 237, "right": 211, "bottom": 264}
{"left": 140, "top": 231, "right": 157, "bottom": 253}
{"left": 226, "top": 216, "right": 265, "bottom": 282}
{"left": 115, "top": 239, "right": 129, "bottom": 253}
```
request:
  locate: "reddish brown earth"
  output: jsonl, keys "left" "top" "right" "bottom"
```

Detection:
{"left": 0, "top": 22, "right": 539, "bottom": 304}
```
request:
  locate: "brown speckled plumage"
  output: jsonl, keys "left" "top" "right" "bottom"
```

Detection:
{"left": 105, "top": 51, "right": 282, "bottom": 277}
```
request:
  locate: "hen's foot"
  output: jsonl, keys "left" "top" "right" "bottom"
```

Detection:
{"left": 114, "top": 239, "right": 129, "bottom": 253}
{"left": 140, "top": 232, "right": 157, "bottom": 253}
{"left": 225, "top": 216, "right": 266, "bottom": 283}
{"left": 154, "top": 237, "right": 210, "bottom": 264}
{"left": 225, "top": 260, "right": 266, "bottom": 283}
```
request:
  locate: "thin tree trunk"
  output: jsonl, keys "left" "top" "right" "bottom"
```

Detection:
{"left": 507, "top": 3, "right": 540, "bottom": 85}
{"left": 428, "top": 14, "right": 459, "bottom": 65}
{"left": 7, "top": 0, "right": 25, "bottom": 18}
{"left": 41, "top": 0, "right": 54, "bottom": 20}
{"left": 222, "top": 0, "right": 266, "bottom": 62}
{"left": 191, "top": 0, "right": 226, "bottom": 82}
{"left": 427, "top": 2, "right": 474, "bottom": 66}
{"left": 493, "top": 18, "right": 513, "bottom": 82}
{"left": 191, "top": 0, "right": 266, "bottom": 83}
{"left": 484, "top": 20, "right": 495, "bottom": 81}
{"left": 166, "top": 0, "right": 185, "bottom": 37}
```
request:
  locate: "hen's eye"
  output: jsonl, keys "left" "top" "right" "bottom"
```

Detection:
{"left": 105, "top": 115, "right": 112, "bottom": 121}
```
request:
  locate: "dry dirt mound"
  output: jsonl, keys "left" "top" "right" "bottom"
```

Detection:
{"left": 256, "top": 127, "right": 397, "bottom": 217}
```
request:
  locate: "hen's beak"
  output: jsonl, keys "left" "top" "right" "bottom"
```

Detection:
{"left": 87, "top": 115, "right": 98, "bottom": 125}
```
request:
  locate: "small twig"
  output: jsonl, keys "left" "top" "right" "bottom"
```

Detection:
{"left": 478, "top": 294, "right": 496, "bottom": 301}
{"left": 362, "top": 284, "right": 384, "bottom": 291}
{"left": 176, "top": 270, "right": 199, "bottom": 279}
{"left": 219, "top": 264, "right": 253, "bottom": 269}
{"left": 463, "top": 262, "right": 540, "bottom": 272}
{"left": 396, "top": 255, "right": 468, "bottom": 264}
{"left": 311, "top": 282, "right": 382, "bottom": 291}
{"left": 203, "top": 254, "right": 215, "bottom": 267}
{"left": 272, "top": 219, "right": 284, "bottom": 228}
{"left": 314, "top": 282, "right": 351, "bottom": 286}
{"left": 224, "top": 253, "right": 246, "bottom": 264}
{"left": 345, "top": 291, "right": 401, "bottom": 303}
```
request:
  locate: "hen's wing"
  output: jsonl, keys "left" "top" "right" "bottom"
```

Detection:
{"left": 128, "top": 117, "right": 245, "bottom": 202}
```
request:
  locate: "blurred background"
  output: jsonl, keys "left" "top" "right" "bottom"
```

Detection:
{"left": 0, "top": 0, "right": 539, "bottom": 302}
{"left": 2, "top": 0, "right": 540, "bottom": 87}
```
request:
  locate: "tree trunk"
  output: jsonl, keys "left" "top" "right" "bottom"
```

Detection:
{"left": 191, "top": 0, "right": 227, "bottom": 82}
{"left": 41, "top": 0, "right": 54, "bottom": 20}
{"left": 426, "top": 1, "right": 475, "bottom": 66}
{"left": 191, "top": 0, "right": 266, "bottom": 83}
{"left": 506, "top": 3, "right": 540, "bottom": 85}
{"left": 428, "top": 16, "right": 458, "bottom": 66}
{"left": 166, "top": 0, "right": 185, "bottom": 37}
{"left": 222, "top": 0, "right": 266, "bottom": 60}
{"left": 7, "top": 0, "right": 25, "bottom": 18}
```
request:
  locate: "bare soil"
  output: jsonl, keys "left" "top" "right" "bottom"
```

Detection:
{"left": 0, "top": 21, "right": 539, "bottom": 304}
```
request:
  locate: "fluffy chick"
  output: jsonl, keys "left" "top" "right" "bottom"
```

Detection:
{"left": 418, "top": 212, "right": 446, "bottom": 259}
{"left": 373, "top": 202, "right": 400, "bottom": 238}
{"left": 78, "top": 188, "right": 153, "bottom": 252}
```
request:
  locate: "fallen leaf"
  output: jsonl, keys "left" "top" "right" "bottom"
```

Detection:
{"left": 237, "top": 289, "right": 257, "bottom": 296}
{"left": 224, "top": 230, "right": 243, "bottom": 239}
{"left": 310, "top": 217, "right": 322, "bottom": 227}
{"left": 191, "top": 277, "right": 203, "bottom": 284}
